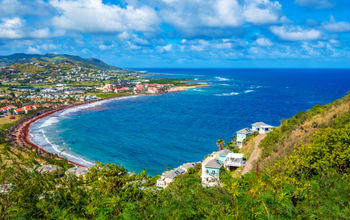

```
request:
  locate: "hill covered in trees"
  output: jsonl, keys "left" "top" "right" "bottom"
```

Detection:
{"left": 0, "top": 53, "right": 121, "bottom": 71}
{"left": 0, "top": 92, "right": 349, "bottom": 219}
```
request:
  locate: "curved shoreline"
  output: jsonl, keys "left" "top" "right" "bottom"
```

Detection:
{"left": 10, "top": 94, "right": 138, "bottom": 167}
{"left": 10, "top": 84, "right": 209, "bottom": 168}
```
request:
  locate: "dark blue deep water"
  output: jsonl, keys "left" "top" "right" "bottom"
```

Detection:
{"left": 30, "top": 69, "right": 350, "bottom": 175}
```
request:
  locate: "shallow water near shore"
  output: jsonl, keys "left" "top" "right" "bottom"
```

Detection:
{"left": 30, "top": 68, "right": 350, "bottom": 175}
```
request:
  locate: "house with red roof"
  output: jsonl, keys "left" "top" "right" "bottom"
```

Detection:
{"left": 0, "top": 105, "right": 17, "bottom": 113}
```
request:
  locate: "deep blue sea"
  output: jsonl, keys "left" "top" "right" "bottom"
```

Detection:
{"left": 29, "top": 69, "right": 350, "bottom": 175}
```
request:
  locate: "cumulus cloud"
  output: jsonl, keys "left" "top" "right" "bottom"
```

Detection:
{"left": 270, "top": 25, "right": 322, "bottom": 41}
{"left": 323, "top": 16, "right": 350, "bottom": 33}
{"left": 295, "top": 0, "right": 334, "bottom": 9}
{"left": 158, "top": 44, "right": 172, "bottom": 52}
{"left": 0, "top": 0, "right": 54, "bottom": 17}
{"left": 0, "top": 17, "right": 24, "bottom": 39}
{"left": 254, "top": 37, "right": 273, "bottom": 46}
{"left": 243, "top": 0, "right": 285, "bottom": 25}
{"left": 50, "top": 0, "right": 160, "bottom": 34}
{"left": 158, "top": 0, "right": 286, "bottom": 36}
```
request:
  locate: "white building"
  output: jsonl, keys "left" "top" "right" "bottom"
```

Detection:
{"left": 252, "top": 122, "right": 273, "bottom": 134}
{"left": 236, "top": 128, "right": 254, "bottom": 148}
{"left": 156, "top": 162, "right": 199, "bottom": 188}
{"left": 201, "top": 158, "right": 222, "bottom": 187}
{"left": 66, "top": 167, "right": 89, "bottom": 177}
{"left": 223, "top": 153, "right": 245, "bottom": 171}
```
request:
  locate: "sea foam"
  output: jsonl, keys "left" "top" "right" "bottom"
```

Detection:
{"left": 215, "top": 92, "right": 240, "bottom": 96}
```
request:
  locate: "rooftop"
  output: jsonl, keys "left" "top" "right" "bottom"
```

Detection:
{"left": 252, "top": 122, "right": 273, "bottom": 127}
{"left": 205, "top": 159, "right": 222, "bottom": 169}
{"left": 212, "top": 149, "right": 232, "bottom": 157}
{"left": 237, "top": 128, "right": 253, "bottom": 134}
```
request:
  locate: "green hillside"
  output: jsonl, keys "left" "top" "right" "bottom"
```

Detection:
{"left": 0, "top": 53, "right": 121, "bottom": 71}
{"left": 0, "top": 93, "right": 349, "bottom": 219}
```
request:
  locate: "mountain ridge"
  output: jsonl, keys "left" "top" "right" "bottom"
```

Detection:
{"left": 0, "top": 53, "right": 121, "bottom": 71}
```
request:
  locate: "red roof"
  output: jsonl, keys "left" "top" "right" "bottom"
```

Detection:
{"left": 119, "top": 87, "right": 129, "bottom": 91}
{"left": 15, "top": 108, "right": 25, "bottom": 112}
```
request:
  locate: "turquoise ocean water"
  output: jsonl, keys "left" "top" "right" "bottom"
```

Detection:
{"left": 29, "top": 69, "right": 350, "bottom": 175}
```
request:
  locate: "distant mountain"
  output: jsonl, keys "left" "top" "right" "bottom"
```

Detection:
{"left": 0, "top": 53, "right": 121, "bottom": 71}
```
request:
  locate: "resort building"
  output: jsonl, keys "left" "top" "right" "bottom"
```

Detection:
{"left": 223, "top": 153, "right": 245, "bottom": 171}
{"left": 201, "top": 158, "right": 222, "bottom": 187}
{"left": 37, "top": 164, "right": 58, "bottom": 173}
{"left": 252, "top": 122, "right": 274, "bottom": 134}
{"left": 211, "top": 149, "right": 232, "bottom": 162}
{"left": 0, "top": 105, "right": 17, "bottom": 113}
{"left": 66, "top": 167, "right": 89, "bottom": 177}
{"left": 156, "top": 162, "right": 199, "bottom": 188}
{"left": 236, "top": 128, "right": 254, "bottom": 148}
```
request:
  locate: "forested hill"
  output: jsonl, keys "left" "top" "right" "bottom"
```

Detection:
{"left": 0, "top": 53, "right": 121, "bottom": 71}
{"left": 0, "top": 92, "right": 349, "bottom": 218}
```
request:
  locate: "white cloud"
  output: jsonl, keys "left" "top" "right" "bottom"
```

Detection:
{"left": 158, "top": 0, "right": 285, "bottom": 36}
{"left": 50, "top": 0, "right": 160, "bottom": 34}
{"left": 27, "top": 46, "right": 41, "bottom": 54}
{"left": 158, "top": 44, "right": 172, "bottom": 52}
{"left": 0, "top": 17, "right": 24, "bottom": 39}
{"left": 0, "top": 0, "right": 54, "bottom": 16}
{"left": 254, "top": 37, "right": 273, "bottom": 46}
{"left": 295, "top": 0, "right": 334, "bottom": 9}
{"left": 270, "top": 25, "right": 322, "bottom": 41}
{"left": 243, "top": 0, "right": 284, "bottom": 25}
{"left": 30, "top": 28, "right": 51, "bottom": 38}
{"left": 323, "top": 16, "right": 350, "bottom": 33}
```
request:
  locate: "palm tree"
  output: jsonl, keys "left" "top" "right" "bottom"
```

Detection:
{"left": 231, "top": 135, "right": 236, "bottom": 144}
{"left": 216, "top": 139, "right": 224, "bottom": 150}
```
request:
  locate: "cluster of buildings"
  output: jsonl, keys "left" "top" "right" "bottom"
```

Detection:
{"left": 25, "top": 94, "right": 97, "bottom": 103}
{"left": 0, "top": 104, "right": 40, "bottom": 115}
{"left": 236, "top": 122, "right": 273, "bottom": 148}
{"left": 37, "top": 164, "right": 89, "bottom": 177}
{"left": 100, "top": 81, "right": 174, "bottom": 95}
{"left": 156, "top": 121, "right": 275, "bottom": 188}
{"left": 156, "top": 162, "right": 200, "bottom": 188}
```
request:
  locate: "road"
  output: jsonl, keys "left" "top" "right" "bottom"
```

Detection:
{"left": 241, "top": 134, "right": 266, "bottom": 175}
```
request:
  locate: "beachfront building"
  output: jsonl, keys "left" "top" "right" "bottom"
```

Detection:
{"left": 66, "top": 167, "right": 89, "bottom": 177}
{"left": 211, "top": 149, "right": 232, "bottom": 163}
{"left": 156, "top": 168, "right": 185, "bottom": 188}
{"left": 236, "top": 128, "right": 254, "bottom": 148}
{"left": 223, "top": 153, "right": 245, "bottom": 171}
{"left": 115, "top": 87, "right": 130, "bottom": 93}
{"left": 37, "top": 164, "right": 58, "bottom": 173}
{"left": 0, "top": 105, "right": 17, "bottom": 114}
{"left": 156, "top": 162, "right": 199, "bottom": 188}
{"left": 201, "top": 158, "right": 222, "bottom": 187}
{"left": 252, "top": 122, "right": 274, "bottom": 134}
{"left": 14, "top": 105, "right": 40, "bottom": 114}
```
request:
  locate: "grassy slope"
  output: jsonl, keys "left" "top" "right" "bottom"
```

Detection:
{"left": 259, "top": 92, "right": 350, "bottom": 170}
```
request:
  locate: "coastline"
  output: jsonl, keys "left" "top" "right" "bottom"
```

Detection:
{"left": 10, "top": 83, "right": 208, "bottom": 168}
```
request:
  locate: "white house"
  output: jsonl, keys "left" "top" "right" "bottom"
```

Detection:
{"left": 252, "top": 122, "right": 273, "bottom": 134}
{"left": 66, "top": 167, "right": 89, "bottom": 177}
{"left": 211, "top": 149, "right": 232, "bottom": 162}
{"left": 223, "top": 153, "right": 245, "bottom": 171}
{"left": 201, "top": 158, "right": 222, "bottom": 187}
{"left": 156, "top": 162, "right": 199, "bottom": 188}
{"left": 236, "top": 128, "right": 254, "bottom": 148}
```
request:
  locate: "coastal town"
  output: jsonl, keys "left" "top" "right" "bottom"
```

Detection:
{"left": 0, "top": 54, "right": 209, "bottom": 180}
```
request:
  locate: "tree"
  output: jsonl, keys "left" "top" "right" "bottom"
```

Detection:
{"left": 216, "top": 139, "right": 224, "bottom": 150}
{"left": 231, "top": 135, "right": 236, "bottom": 144}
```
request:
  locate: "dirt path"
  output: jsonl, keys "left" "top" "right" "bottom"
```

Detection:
{"left": 241, "top": 134, "right": 266, "bottom": 175}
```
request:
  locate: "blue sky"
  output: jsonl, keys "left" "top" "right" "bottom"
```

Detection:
{"left": 0, "top": 0, "right": 349, "bottom": 68}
